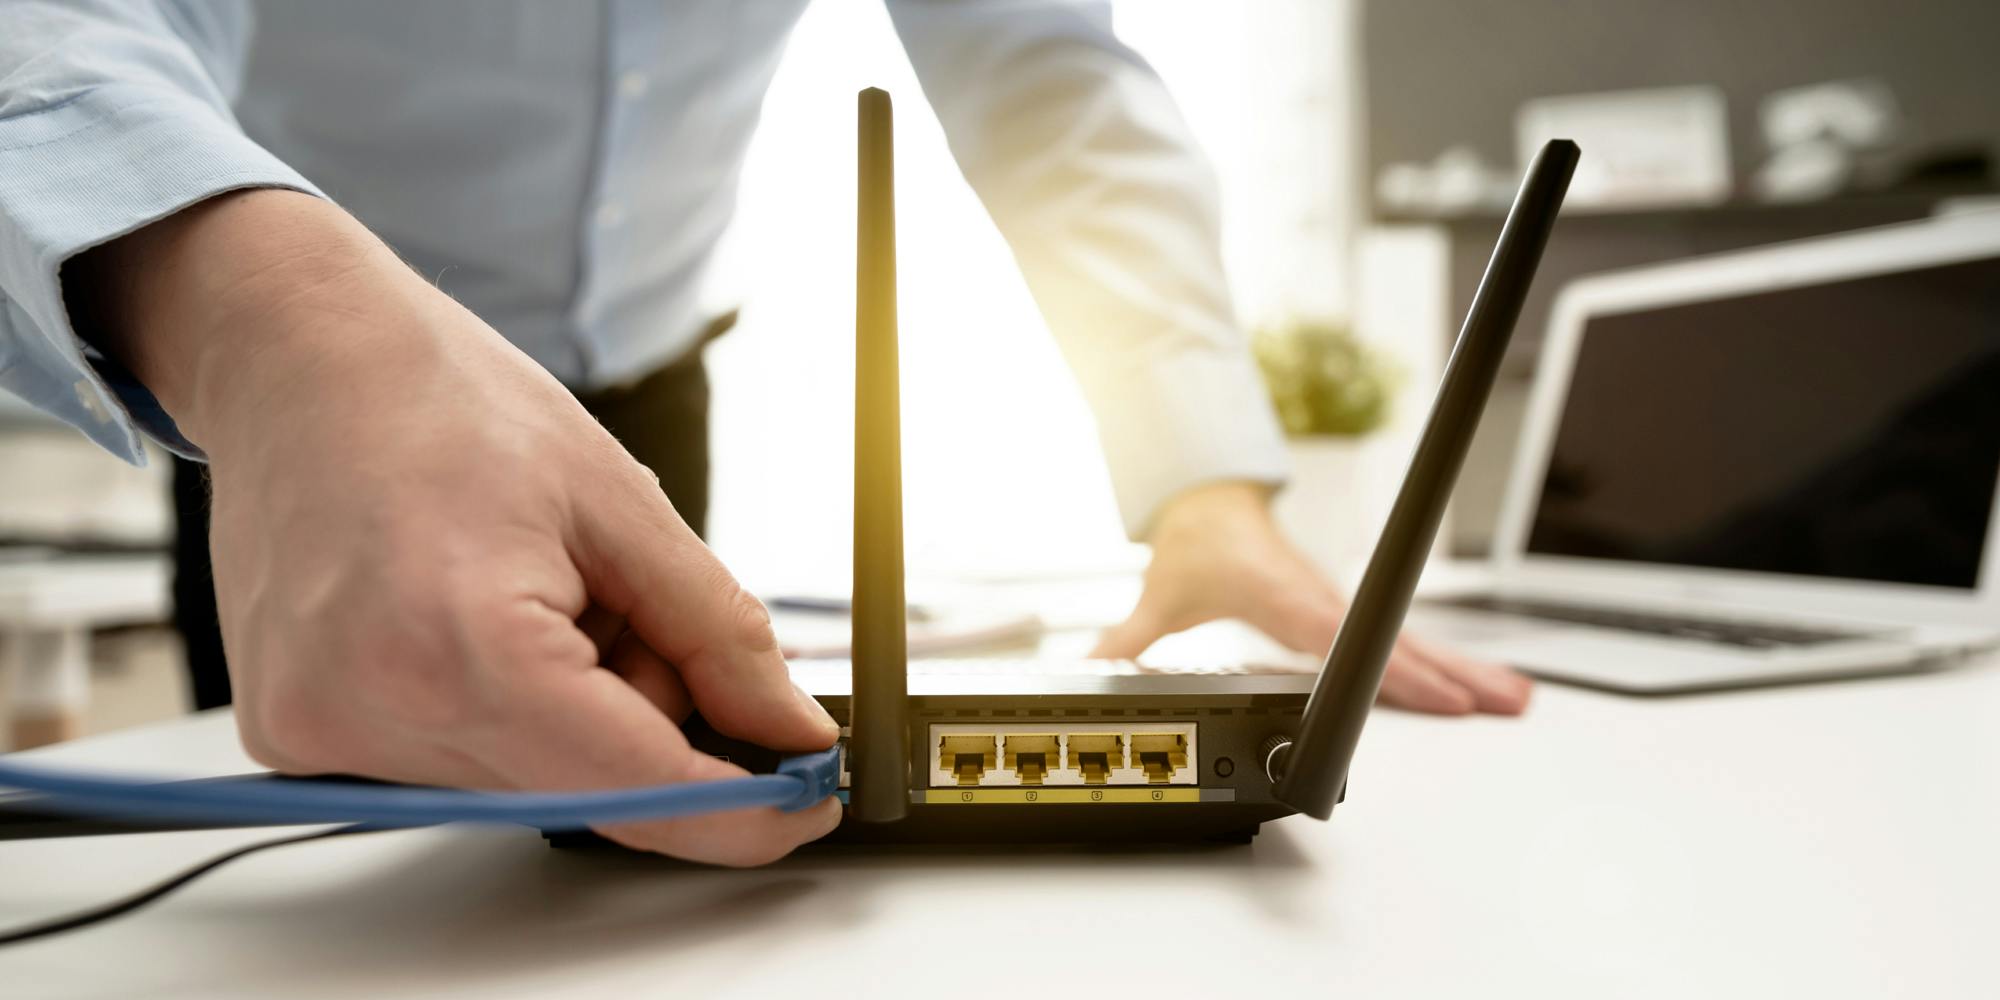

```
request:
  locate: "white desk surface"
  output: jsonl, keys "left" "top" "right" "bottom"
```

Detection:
{"left": 3, "top": 656, "right": 1996, "bottom": 999}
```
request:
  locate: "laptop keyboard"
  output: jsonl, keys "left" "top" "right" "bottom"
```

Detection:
{"left": 1429, "top": 595, "right": 1877, "bottom": 649}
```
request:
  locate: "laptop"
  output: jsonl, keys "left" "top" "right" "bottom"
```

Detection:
{"left": 1414, "top": 212, "right": 2000, "bottom": 695}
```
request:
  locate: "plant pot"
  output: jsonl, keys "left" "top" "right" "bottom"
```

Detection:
{"left": 1271, "top": 434, "right": 1399, "bottom": 584}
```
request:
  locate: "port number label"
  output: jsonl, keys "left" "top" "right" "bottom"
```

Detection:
{"left": 925, "top": 788, "right": 1203, "bottom": 805}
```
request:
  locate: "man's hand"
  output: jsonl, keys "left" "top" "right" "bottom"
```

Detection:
{"left": 67, "top": 189, "right": 840, "bottom": 865}
{"left": 1091, "top": 482, "right": 1531, "bottom": 715}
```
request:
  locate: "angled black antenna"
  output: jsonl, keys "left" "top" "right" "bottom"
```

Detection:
{"left": 849, "top": 87, "right": 909, "bottom": 823}
{"left": 1272, "top": 140, "right": 1578, "bottom": 820}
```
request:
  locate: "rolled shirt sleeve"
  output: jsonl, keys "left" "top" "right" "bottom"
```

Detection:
{"left": 0, "top": 0, "right": 324, "bottom": 462}
{"left": 887, "top": 0, "right": 1291, "bottom": 537}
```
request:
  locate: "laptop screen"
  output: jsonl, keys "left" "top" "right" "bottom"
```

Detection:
{"left": 1524, "top": 255, "right": 2000, "bottom": 589}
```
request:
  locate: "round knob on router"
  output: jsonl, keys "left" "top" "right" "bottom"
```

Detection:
{"left": 1259, "top": 735, "right": 1295, "bottom": 784}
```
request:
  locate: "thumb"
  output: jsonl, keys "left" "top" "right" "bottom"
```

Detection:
{"left": 573, "top": 465, "right": 838, "bottom": 751}
{"left": 1090, "top": 601, "right": 1172, "bottom": 660}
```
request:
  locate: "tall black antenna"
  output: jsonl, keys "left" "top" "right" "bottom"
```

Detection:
{"left": 849, "top": 87, "right": 909, "bottom": 823}
{"left": 1272, "top": 140, "right": 1578, "bottom": 820}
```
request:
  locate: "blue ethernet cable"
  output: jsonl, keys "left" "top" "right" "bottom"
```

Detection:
{"left": 0, "top": 746, "right": 842, "bottom": 831}
{"left": 0, "top": 747, "right": 844, "bottom": 947}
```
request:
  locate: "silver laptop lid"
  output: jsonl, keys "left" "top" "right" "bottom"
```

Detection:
{"left": 1494, "top": 213, "right": 2000, "bottom": 626}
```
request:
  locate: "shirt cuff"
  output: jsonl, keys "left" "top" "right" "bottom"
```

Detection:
{"left": 0, "top": 84, "right": 326, "bottom": 464}
{"left": 1094, "top": 344, "right": 1293, "bottom": 538}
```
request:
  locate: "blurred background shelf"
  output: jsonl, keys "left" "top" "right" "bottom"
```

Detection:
{"left": 1376, "top": 183, "right": 2000, "bottom": 229}
{"left": 1356, "top": 0, "right": 2000, "bottom": 557}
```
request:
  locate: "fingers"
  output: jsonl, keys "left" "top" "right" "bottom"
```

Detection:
{"left": 1247, "top": 586, "right": 1532, "bottom": 717}
{"left": 475, "top": 600, "right": 842, "bottom": 866}
{"left": 571, "top": 464, "right": 838, "bottom": 751}
{"left": 1252, "top": 580, "right": 1531, "bottom": 717}
{"left": 1090, "top": 603, "right": 1170, "bottom": 660}
{"left": 1249, "top": 590, "right": 1344, "bottom": 655}
{"left": 577, "top": 599, "right": 696, "bottom": 722}
{"left": 1375, "top": 634, "right": 1532, "bottom": 716}
{"left": 533, "top": 671, "right": 843, "bottom": 866}
{"left": 1397, "top": 633, "right": 1533, "bottom": 715}
{"left": 575, "top": 604, "right": 627, "bottom": 661}
{"left": 605, "top": 630, "right": 696, "bottom": 723}
{"left": 1376, "top": 651, "right": 1477, "bottom": 715}
{"left": 576, "top": 598, "right": 709, "bottom": 724}
{"left": 599, "top": 752, "right": 845, "bottom": 866}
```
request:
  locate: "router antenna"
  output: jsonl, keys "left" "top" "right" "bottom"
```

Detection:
{"left": 849, "top": 87, "right": 909, "bottom": 823}
{"left": 1272, "top": 140, "right": 1578, "bottom": 820}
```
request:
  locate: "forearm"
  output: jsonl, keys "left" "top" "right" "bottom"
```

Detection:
{"left": 890, "top": 0, "right": 1290, "bottom": 534}
{"left": 63, "top": 189, "right": 445, "bottom": 456}
{"left": 0, "top": 0, "right": 328, "bottom": 461}
{"left": 1149, "top": 480, "right": 1277, "bottom": 540}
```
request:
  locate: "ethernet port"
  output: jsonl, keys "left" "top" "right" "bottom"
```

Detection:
{"left": 1131, "top": 733, "right": 1188, "bottom": 784}
{"left": 1066, "top": 734, "right": 1123, "bottom": 785}
{"left": 1002, "top": 734, "right": 1060, "bottom": 785}
{"left": 939, "top": 734, "right": 996, "bottom": 786}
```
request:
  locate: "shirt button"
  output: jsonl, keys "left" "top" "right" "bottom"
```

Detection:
{"left": 595, "top": 202, "right": 627, "bottom": 229}
{"left": 72, "top": 379, "right": 111, "bottom": 424}
{"left": 617, "top": 71, "right": 650, "bottom": 99}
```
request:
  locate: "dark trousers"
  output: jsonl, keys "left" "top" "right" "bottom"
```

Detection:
{"left": 172, "top": 337, "right": 720, "bottom": 710}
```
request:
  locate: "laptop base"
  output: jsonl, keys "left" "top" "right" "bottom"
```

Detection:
{"left": 1414, "top": 597, "right": 1965, "bottom": 696}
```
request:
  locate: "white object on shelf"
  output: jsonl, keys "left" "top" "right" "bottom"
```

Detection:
{"left": 1517, "top": 85, "right": 1732, "bottom": 210}
{"left": 0, "top": 429, "right": 170, "bottom": 546}
{"left": 0, "top": 554, "right": 168, "bottom": 748}
{"left": 1754, "top": 78, "right": 1902, "bottom": 203}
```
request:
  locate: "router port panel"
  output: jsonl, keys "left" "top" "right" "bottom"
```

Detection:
{"left": 927, "top": 722, "right": 1197, "bottom": 788}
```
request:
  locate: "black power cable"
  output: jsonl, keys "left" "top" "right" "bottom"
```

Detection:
{"left": 0, "top": 824, "right": 383, "bottom": 948}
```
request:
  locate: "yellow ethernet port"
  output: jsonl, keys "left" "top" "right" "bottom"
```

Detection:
{"left": 1002, "top": 734, "right": 1060, "bottom": 785}
{"left": 939, "top": 734, "right": 996, "bottom": 786}
{"left": 1131, "top": 733, "right": 1189, "bottom": 784}
{"left": 1066, "top": 734, "right": 1123, "bottom": 785}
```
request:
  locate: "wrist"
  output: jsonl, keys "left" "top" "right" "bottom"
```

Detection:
{"left": 64, "top": 189, "right": 440, "bottom": 452}
{"left": 1148, "top": 480, "right": 1278, "bottom": 546}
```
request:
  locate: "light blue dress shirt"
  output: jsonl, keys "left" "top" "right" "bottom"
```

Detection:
{"left": 0, "top": 0, "right": 1287, "bottom": 533}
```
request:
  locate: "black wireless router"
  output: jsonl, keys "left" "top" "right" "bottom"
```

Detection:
{"left": 634, "top": 88, "right": 1577, "bottom": 845}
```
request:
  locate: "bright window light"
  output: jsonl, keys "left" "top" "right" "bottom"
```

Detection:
{"left": 707, "top": 1, "right": 1350, "bottom": 591}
